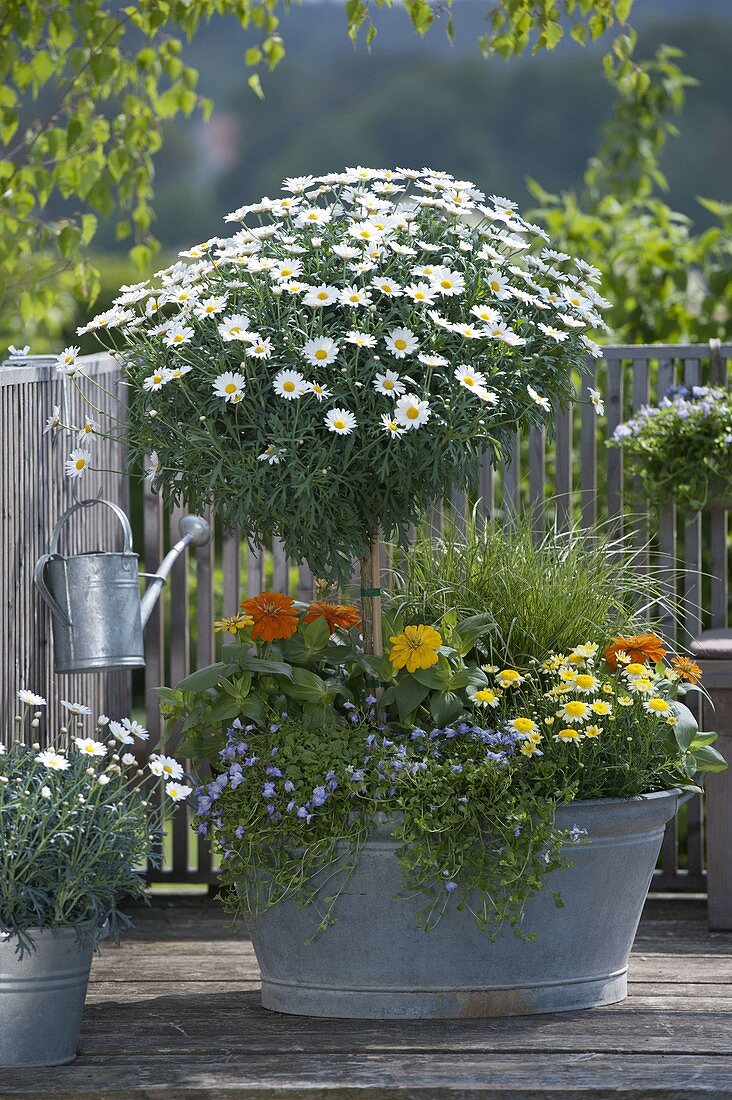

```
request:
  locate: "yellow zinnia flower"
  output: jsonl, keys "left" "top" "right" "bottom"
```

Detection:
{"left": 214, "top": 613, "right": 254, "bottom": 635}
{"left": 389, "top": 625, "right": 442, "bottom": 673}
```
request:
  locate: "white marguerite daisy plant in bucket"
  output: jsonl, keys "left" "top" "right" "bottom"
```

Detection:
{"left": 73, "top": 167, "right": 608, "bottom": 583}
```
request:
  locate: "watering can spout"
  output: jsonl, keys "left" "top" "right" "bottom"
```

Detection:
{"left": 139, "top": 515, "right": 212, "bottom": 629}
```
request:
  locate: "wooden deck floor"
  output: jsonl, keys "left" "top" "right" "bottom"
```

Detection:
{"left": 1, "top": 896, "right": 730, "bottom": 1098}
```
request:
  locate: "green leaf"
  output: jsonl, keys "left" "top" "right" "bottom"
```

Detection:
{"left": 395, "top": 675, "right": 430, "bottom": 721}
{"left": 283, "top": 666, "right": 330, "bottom": 702}
{"left": 670, "top": 701, "right": 698, "bottom": 752}
{"left": 430, "top": 690, "right": 464, "bottom": 727}
{"left": 692, "top": 744, "right": 728, "bottom": 773}
{"left": 221, "top": 646, "right": 294, "bottom": 680}
{"left": 301, "top": 614, "right": 330, "bottom": 651}
{"left": 175, "top": 662, "right": 238, "bottom": 693}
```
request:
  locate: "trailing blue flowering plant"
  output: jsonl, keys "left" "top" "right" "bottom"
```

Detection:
{"left": 173, "top": 602, "right": 724, "bottom": 939}
{"left": 610, "top": 384, "right": 732, "bottom": 511}
{"left": 1, "top": 690, "right": 191, "bottom": 956}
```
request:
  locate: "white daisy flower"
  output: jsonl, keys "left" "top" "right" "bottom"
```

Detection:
{"left": 395, "top": 393, "right": 431, "bottom": 430}
{"left": 65, "top": 449, "right": 92, "bottom": 479}
{"left": 380, "top": 414, "right": 405, "bottom": 437}
{"left": 417, "top": 353, "right": 448, "bottom": 368}
{"left": 143, "top": 368, "right": 173, "bottom": 392}
{"left": 273, "top": 369, "right": 307, "bottom": 400}
{"left": 166, "top": 781, "right": 192, "bottom": 802}
{"left": 452, "top": 323, "right": 483, "bottom": 340}
{"left": 164, "top": 323, "right": 194, "bottom": 348}
{"left": 527, "top": 385, "right": 551, "bottom": 412}
{"left": 108, "top": 721, "right": 135, "bottom": 745}
{"left": 303, "top": 284, "right": 340, "bottom": 308}
{"left": 471, "top": 304, "right": 501, "bottom": 324}
{"left": 259, "top": 445, "right": 285, "bottom": 465}
{"left": 169, "top": 364, "right": 193, "bottom": 380}
{"left": 246, "top": 335, "right": 273, "bottom": 360}
{"left": 485, "top": 270, "right": 510, "bottom": 299}
{"left": 62, "top": 700, "right": 92, "bottom": 716}
{"left": 149, "top": 754, "right": 184, "bottom": 780}
{"left": 339, "top": 285, "right": 373, "bottom": 308}
{"left": 538, "top": 323, "right": 569, "bottom": 343}
{"left": 145, "top": 451, "right": 163, "bottom": 482}
{"left": 403, "top": 282, "right": 438, "bottom": 305}
{"left": 344, "top": 331, "right": 377, "bottom": 348}
{"left": 43, "top": 405, "right": 63, "bottom": 433}
{"left": 373, "top": 370, "right": 405, "bottom": 397}
{"left": 212, "top": 372, "right": 246, "bottom": 403}
{"left": 17, "top": 689, "right": 47, "bottom": 707}
{"left": 348, "top": 221, "right": 385, "bottom": 244}
{"left": 76, "top": 419, "right": 98, "bottom": 445}
{"left": 121, "top": 753, "right": 136, "bottom": 766}
{"left": 430, "top": 269, "right": 465, "bottom": 296}
{"left": 73, "top": 737, "right": 107, "bottom": 757}
{"left": 589, "top": 388, "right": 605, "bottom": 416}
{"left": 331, "top": 243, "right": 361, "bottom": 260}
{"left": 56, "top": 346, "right": 80, "bottom": 372}
{"left": 218, "top": 314, "right": 252, "bottom": 341}
{"left": 282, "top": 174, "right": 317, "bottom": 193}
{"left": 324, "top": 407, "right": 357, "bottom": 435}
{"left": 195, "top": 295, "right": 228, "bottom": 318}
{"left": 271, "top": 259, "right": 303, "bottom": 281}
{"left": 455, "top": 365, "right": 487, "bottom": 391}
{"left": 370, "top": 276, "right": 402, "bottom": 297}
{"left": 302, "top": 337, "right": 339, "bottom": 366}
{"left": 476, "top": 387, "right": 499, "bottom": 405}
{"left": 40, "top": 785, "right": 52, "bottom": 798}
{"left": 35, "top": 750, "right": 70, "bottom": 771}
{"left": 295, "top": 206, "right": 332, "bottom": 227}
{"left": 581, "top": 335, "right": 603, "bottom": 358}
{"left": 121, "top": 717, "right": 148, "bottom": 740}
{"left": 385, "top": 327, "right": 418, "bottom": 359}
{"left": 307, "top": 381, "right": 333, "bottom": 402}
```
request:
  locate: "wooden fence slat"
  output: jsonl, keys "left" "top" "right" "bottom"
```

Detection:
{"left": 554, "top": 403, "right": 572, "bottom": 531}
{"left": 501, "top": 430, "right": 520, "bottom": 521}
{"left": 528, "top": 425, "right": 545, "bottom": 541}
{"left": 450, "top": 488, "right": 467, "bottom": 535}
{"left": 272, "top": 537, "right": 289, "bottom": 594}
{"left": 629, "top": 359, "right": 650, "bottom": 577}
{"left": 709, "top": 351, "right": 728, "bottom": 629}
{"left": 579, "top": 358, "right": 598, "bottom": 530}
{"left": 604, "top": 358, "right": 624, "bottom": 532}
{"left": 655, "top": 360, "right": 678, "bottom": 646}
{"left": 477, "top": 448, "right": 494, "bottom": 519}
{"left": 682, "top": 360, "right": 703, "bottom": 645}
{"left": 222, "top": 528, "right": 241, "bottom": 615}
{"left": 168, "top": 506, "right": 191, "bottom": 877}
{"left": 246, "top": 544, "right": 265, "bottom": 597}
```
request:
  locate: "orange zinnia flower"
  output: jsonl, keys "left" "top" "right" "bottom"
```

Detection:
{"left": 303, "top": 600, "right": 362, "bottom": 633}
{"left": 671, "top": 655, "right": 703, "bottom": 685}
{"left": 241, "top": 591, "right": 299, "bottom": 642}
{"left": 604, "top": 632, "right": 668, "bottom": 670}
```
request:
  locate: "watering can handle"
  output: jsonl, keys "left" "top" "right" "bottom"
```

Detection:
{"left": 33, "top": 554, "right": 72, "bottom": 627}
{"left": 49, "top": 498, "right": 135, "bottom": 557}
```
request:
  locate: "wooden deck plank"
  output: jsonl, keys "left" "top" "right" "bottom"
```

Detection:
{"left": 3, "top": 902, "right": 729, "bottom": 1097}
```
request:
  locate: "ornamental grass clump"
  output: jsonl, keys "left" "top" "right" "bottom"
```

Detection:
{"left": 392, "top": 512, "right": 672, "bottom": 670}
{"left": 0, "top": 692, "right": 191, "bottom": 956}
{"left": 71, "top": 166, "right": 608, "bottom": 582}
{"left": 610, "top": 384, "right": 732, "bottom": 511}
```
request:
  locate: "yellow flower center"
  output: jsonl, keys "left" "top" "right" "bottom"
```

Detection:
{"left": 383, "top": 380, "right": 394, "bottom": 390}
{"left": 315, "top": 349, "right": 328, "bottom": 360}
{"left": 317, "top": 291, "right": 329, "bottom": 300}
{"left": 381, "top": 284, "right": 392, "bottom": 292}
{"left": 283, "top": 381, "right": 296, "bottom": 393}
{"left": 440, "top": 279, "right": 452, "bottom": 289}
{"left": 394, "top": 339, "right": 407, "bottom": 350}
{"left": 463, "top": 376, "right": 475, "bottom": 386}
{"left": 75, "top": 458, "right": 86, "bottom": 470}
{"left": 648, "top": 698, "right": 670, "bottom": 712}
{"left": 333, "top": 418, "right": 346, "bottom": 430}
{"left": 563, "top": 700, "right": 588, "bottom": 717}
{"left": 173, "top": 334, "right": 184, "bottom": 342}
{"left": 225, "top": 383, "right": 237, "bottom": 393}
{"left": 490, "top": 280, "right": 500, "bottom": 291}
{"left": 406, "top": 407, "right": 419, "bottom": 419}
{"left": 512, "top": 718, "right": 535, "bottom": 733}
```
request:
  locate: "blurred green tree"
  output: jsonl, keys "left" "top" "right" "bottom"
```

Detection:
{"left": 0, "top": 0, "right": 635, "bottom": 345}
{"left": 529, "top": 31, "right": 732, "bottom": 342}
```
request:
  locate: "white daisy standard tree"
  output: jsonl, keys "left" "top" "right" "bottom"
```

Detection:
{"left": 77, "top": 167, "right": 608, "bottom": 651}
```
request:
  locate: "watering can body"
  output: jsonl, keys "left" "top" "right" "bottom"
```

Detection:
{"left": 34, "top": 499, "right": 211, "bottom": 673}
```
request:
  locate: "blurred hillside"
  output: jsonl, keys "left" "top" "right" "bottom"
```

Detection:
{"left": 90, "top": 0, "right": 732, "bottom": 251}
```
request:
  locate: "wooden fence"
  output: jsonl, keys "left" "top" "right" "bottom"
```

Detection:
{"left": 3, "top": 342, "right": 731, "bottom": 891}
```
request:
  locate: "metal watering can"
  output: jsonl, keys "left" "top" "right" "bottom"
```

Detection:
{"left": 34, "top": 498, "right": 212, "bottom": 672}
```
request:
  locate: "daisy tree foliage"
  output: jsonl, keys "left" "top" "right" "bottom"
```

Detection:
{"left": 528, "top": 31, "right": 732, "bottom": 343}
{"left": 0, "top": 1, "right": 635, "bottom": 344}
{"left": 78, "top": 167, "right": 607, "bottom": 599}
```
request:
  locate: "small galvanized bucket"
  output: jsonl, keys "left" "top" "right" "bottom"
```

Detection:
{"left": 34, "top": 498, "right": 144, "bottom": 672}
{"left": 0, "top": 927, "right": 94, "bottom": 1066}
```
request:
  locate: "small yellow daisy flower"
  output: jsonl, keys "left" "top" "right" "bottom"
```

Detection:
{"left": 573, "top": 673, "right": 599, "bottom": 694}
{"left": 628, "top": 677, "right": 655, "bottom": 695}
{"left": 473, "top": 688, "right": 500, "bottom": 708}
{"left": 585, "top": 724, "right": 602, "bottom": 739}
{"left": 509, "top": 717, "right": 539, "bottom": 736}
{"left": 624, "top": 662, "right": 648, "bottom": 678}
{"left": 496, "top": 669, "right": 524, "bottom": 689}
{"left": 590, "top": 700, "right": 612, "bottom": 716}
{"left": 520, "top": 740, "right": 543, "bottom": 757}
{"left": 481, "top": 663, "right": 499, "bottom": 674}
{"left": 618, "top": 695, "right": 633, "bottom": 707}
{"left": 573, "top": 643, "right": 599, "bottom": 660}
{"left": 559, "top": 699, "right": 591, "bottom": 724}
{"left": 644, "top": 697, "right": 672, "bottom": 717}
{"left": 602, "top": 683, "right": 614, "bottom": 695}
{"left": 554, "top": 727, "right": 583, "bottom": 743}
{"left": 214, "top": 614, "right": 254, "bottom": 635}
{"left": 558, "top": 667, "right": 578, "bottom": 683}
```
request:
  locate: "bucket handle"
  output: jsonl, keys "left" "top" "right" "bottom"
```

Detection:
{"left": 49, "top": 498, "right": 135, "bottom": 557}
{"left": 34, "top": 554, "right": 71, "bottom": 627}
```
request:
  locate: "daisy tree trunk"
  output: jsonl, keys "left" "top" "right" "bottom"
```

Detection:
{"left": 359, "top": 533, "right": 383, "bottom": 669}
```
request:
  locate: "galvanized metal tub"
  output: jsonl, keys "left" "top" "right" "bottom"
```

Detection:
{"left": 0, "top": 927, "right": 94, "bottom": 1066}
{"left": 246, "top": 789, "right": 679, "bottom": 1018}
